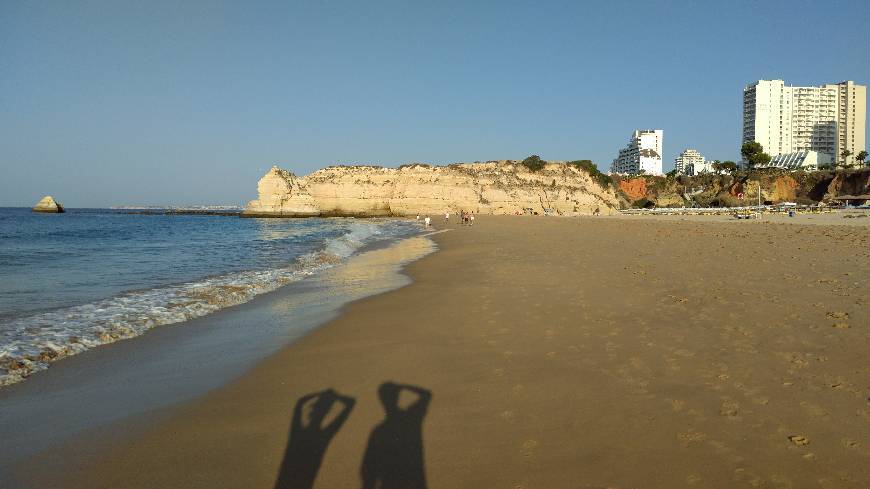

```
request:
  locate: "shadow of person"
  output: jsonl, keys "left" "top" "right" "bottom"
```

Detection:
{"left": 361, "top": 382, "right": 432, "bottom": 489}
{"left": 274, "top": 389, "right": 355, "bottom": 489}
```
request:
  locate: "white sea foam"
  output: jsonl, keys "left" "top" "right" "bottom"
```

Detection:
{"left": 0, "top": 220, "right": 413, "bottom": 387}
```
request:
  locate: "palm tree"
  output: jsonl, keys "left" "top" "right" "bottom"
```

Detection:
{"left": 856, "top": 150, "right": 868, "bottom": 167}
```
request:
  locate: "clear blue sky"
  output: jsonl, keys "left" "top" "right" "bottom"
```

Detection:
{"left": 2, "top": 0, "right": 868, "bottom": 207}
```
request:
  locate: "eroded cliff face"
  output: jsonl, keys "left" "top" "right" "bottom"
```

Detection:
{"left": 244, "top": 162, "right": 620, "bottom": 217}
{"left": 618, "top": 169, "right": 870, "bottom": 208}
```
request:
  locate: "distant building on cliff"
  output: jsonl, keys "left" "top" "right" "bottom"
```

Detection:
{"left": 673, "top": 149, "right": 712, "bottom": 176}
{"left": 610, "top": 130, "right": 663, "bottom": 175}
{"left": 743, "top": 79, "right": 865, "bottom": 167}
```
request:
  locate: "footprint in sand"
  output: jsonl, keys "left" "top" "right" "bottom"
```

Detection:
{"left": 842, "top": 438, "right": 860, "bottom": 450}
{"left": 720, "top": 399, "right": 740, "bottom": 418}
{"left": 521, "top": 439, "right": 538, "bottom": 458}
{"left": 800, "top": 401, "right": 828, "bottom": 417}
{"left": 732, "top": 467, "right": 765, "bottom": 486}
{"left": 788, "top": 435, "right": 810, "bottom": 446}
{"left": 678, "top": 429, "right": 707, "bottom": 446}
{"left": 706, "top": 439, "right": 730, "bottom": 453}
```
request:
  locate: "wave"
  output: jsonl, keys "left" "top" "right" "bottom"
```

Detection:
{"left": 0, "top": 220, "right": 413, "bottom": 387}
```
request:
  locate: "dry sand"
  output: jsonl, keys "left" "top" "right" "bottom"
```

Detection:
{"left": 20, "top": 215, "right": 870, "bottom": 488}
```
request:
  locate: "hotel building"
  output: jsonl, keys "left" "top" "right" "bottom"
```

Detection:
{"left": 742, "top": 79, "right": 866, "bottom": 167}
{"left": 673, "top": 149, "right": 711, "bottom": 175}
{"left": 610, "top": 130, "right": 663, "bottom": 175}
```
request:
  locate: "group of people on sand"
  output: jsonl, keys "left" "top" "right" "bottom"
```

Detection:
{"left": 416, "top": 211, "right": 475, "bottom": 227}
{"left": 444, "top": 211, "right": 473, "bottom": 226}
{"left": 456, "top": 210, "right": 474, "bottom": 226}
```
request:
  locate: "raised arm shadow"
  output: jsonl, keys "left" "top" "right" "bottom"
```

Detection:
{"left": 275, "top": 389, "right": 355, "bottom": 489}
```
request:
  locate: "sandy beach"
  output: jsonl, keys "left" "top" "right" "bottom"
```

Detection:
{"left": 15, "top": 215, "right": 870, "bottom": 488}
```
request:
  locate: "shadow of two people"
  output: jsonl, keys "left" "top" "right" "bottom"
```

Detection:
{"left": 275, "top": 382, "right": 431, "bottom": 489}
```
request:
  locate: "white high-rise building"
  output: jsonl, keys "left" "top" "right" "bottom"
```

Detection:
{"left": 674, "top": 149, "right": 710, "bottom": 175}
{"left": 824, "top": 80, "right": 866, "bottom": 166}
{"left": 743, "top": 79, "right": 866, "bottom": 167}
{"left": 610, "top": 130, "right": 663, "bottom": 175}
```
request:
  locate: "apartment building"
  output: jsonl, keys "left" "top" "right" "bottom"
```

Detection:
{"left": 610, "top": 130, "right": 663, "bottom": 175}
{"left": 824, "top": 80, "right": 866, "bottom": 166}
{"left": 743, "top": 79, "right": 866, "bottom": 167}
{"left": 673, "top": 149, "right": 711, "bottom": 175}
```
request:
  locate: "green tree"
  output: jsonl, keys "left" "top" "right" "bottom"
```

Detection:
{"left": 741, "top": 141, "right": 770, "bottom": 169}
{"left": 721, "top": 160, "right": 738, "bottom": 173}
{"left": 856, "top": 150, "right": 868, "bottom": 166}
{"left": 840, "top": 149, "right": 853, "bottom": 168}
{"left": 521, "top": 155, "right": 546, "bottom": 172}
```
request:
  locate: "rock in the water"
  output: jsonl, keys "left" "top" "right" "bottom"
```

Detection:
{"left": 32, "top": 195, "right": 65, "bottom": 213}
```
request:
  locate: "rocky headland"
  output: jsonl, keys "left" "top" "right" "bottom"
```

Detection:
{"left": 616, "top": 168, "right": 870, "bottom": 208}
{"left": 243, "top": 161, "right": 620, "bottom": 217}
{"left": 32, "top": 195, "right": 64, "bottom": 213}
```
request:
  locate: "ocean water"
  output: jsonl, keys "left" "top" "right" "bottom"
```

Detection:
{"left": 0, "top": 208, "right": 422, "bottom": 386}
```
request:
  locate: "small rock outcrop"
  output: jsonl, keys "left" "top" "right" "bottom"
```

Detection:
{"left": 243, "top": 162, "right": 620, "bottom": 217}
{"left": 32, "top": 196, "right": 65, "bottom": 213}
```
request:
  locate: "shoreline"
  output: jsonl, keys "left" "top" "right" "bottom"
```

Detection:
{"left": 0, "top": 215, "right": 424, "bottom": 388}
{"left": 0, "top": 232, "right": 435, "bottom": 482}
{"left": 11, "top": 216, "right": 870, "bottom": 488}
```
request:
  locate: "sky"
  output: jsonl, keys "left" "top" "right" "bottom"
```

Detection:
{"left": 1, "top": 0, "right": 869, "bottom": 207}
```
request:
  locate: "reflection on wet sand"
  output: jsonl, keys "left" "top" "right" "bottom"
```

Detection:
{"left": 269, "top": 237, "right": 436, "bottom": 316}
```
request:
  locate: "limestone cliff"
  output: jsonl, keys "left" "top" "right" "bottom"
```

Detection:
{"left": 243, "top": 161, "right": 620, "bottom": 217}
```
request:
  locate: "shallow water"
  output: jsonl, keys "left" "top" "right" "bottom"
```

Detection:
{"left": 0, "top": 208, "right": 421, "bottom": 386}
{"left": 0, "top": 235, "right": 436, "bottom": 480}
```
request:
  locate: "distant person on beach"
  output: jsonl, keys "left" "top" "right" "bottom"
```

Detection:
{"left": 470, "top": 213, "right": 475, "bottom": 226}
{"left": 424, "top": 216, "right": 431, "bottom": 227}
{"left": 445, "top": 212, "right": 449, "bottom": 223}
{"left": 416, "top": 214, "right": 420, "bottom": 220}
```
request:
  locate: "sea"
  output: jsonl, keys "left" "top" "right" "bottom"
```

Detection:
{"left": 0, "top": 208, "right": 424, "bottom": 387}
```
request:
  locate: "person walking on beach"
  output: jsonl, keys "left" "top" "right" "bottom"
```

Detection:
{"left": 445, "top": 211, "right": 449, "bottom": 223}
{"left": 424, "top": 216, "right": 431, "bottom": 228}
{"left": 469, "top": 212, "right": 475, "bottom": 226}
{"left": 416, "top": 214, "right": 420, "bottom": 220}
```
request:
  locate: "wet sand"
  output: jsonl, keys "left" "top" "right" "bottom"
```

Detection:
{"left": 17, "top": 215, "right": 870, "bottom": 488}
